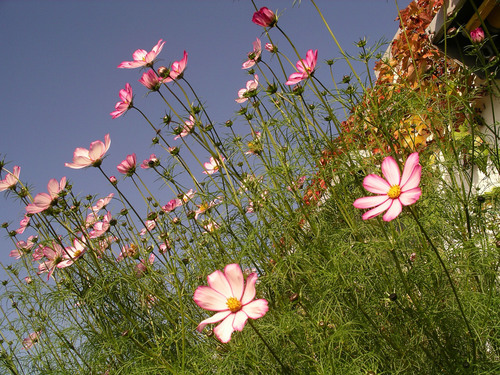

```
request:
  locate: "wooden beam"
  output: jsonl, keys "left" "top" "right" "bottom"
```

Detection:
{"left": 465, "top": 0, "right": 498, "bottom": 31}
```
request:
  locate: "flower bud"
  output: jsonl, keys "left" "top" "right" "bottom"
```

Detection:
{"left": 252, "top": 7, "right": 277, "bottom": 28}
{"left": 157, "top": 66, "right": 169, "bottom": 78}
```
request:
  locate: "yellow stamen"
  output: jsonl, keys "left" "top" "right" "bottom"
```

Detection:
{"left": 387, "top": 185, "right": 401, "bottom": 199}
{"left": 226, "top": 297, "right": 242, "bottom": 313}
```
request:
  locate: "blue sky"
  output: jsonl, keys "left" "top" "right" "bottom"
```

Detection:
{"left": 0, "top": 0, "right": 410, "bottom": 267}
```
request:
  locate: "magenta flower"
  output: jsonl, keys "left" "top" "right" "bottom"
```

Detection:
{"left": 252, "top": 7, "right": 277, "bottom": 28}
{"left": 65, "top": 134, "right": 111, "bottom": 169}
{"left": 15, "top": 215, "right": 30, "bottom": 234}
{"left": 470, "top": 27, "right": 485, "bottom": 43}
{"left": 203, "top": 156, "right": 225, "bottom": 175}
{"left": 286, "top": 49, "right": 318, "bottom": 86}
{"left": 353, "top": 152, "right": 422, "bottom": 222}
{"left": 117, "top": 153, "right": 137, "bottom": 176}
{"left": 236, "top": 75, "right": 259, "bottom": 103}
{"left": 194, "top": 264, "right": 268, "bottom": 343}
{"left": 164, "top": 50, "right": 188, "bottom": 82}
{"left": 117, "top": 39, "right": 165, "bottom": 69}
{"left": 139, "top": 70, "right": 163, "bottom": 90}
{"left": 110, "top": 83, "right": 133, "bottom": 119}
{"left": 162, "top": 198, "right": 182, "bottom": 212}
{"left": 174, "top": 116, "right": 195, "bottom": 140}
{"left": 242, "top": 38, "right": 261, "bottom": 69}
{"left": 26, "top": 177, "right": 66, "bottom": 214}
{"left": 140, "top": 154, "right": 159, "bottom": 169}
{"left": 0, "top": 166, "right": 20, "bottom": 191}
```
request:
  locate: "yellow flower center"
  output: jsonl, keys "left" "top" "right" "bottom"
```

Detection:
{"left": 387, "top": 184, "right": 401, "bottom": 199}
{"left": 226, "top": 297, "right": 242, "bottom": 313}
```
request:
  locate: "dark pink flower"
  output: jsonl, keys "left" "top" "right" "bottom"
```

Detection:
{"left": 286, "top": 49, "right": 318, "bottom": 85}
{"left": 470, "top": 27, "right": 485, "bottom": 43}
{"left": 162, "top": 198, "right": 182, "bottom": 212}
{"left": 252, "top": 7, "right": 277, "bottom": 28}
{"left": 65, "top": 134, "right": 111, "bottom": 169}
{"left": 139, "top": 70, "right": 163, "bottom": 90}
{"left": 353, "top": 152, "right": 422, "bottom": 221}
{"left": 110, "top": 83, "right": 133, "bottom": 119}
{"left": 117, "top": 153, "right": 137, "bottom": 176}
{"left": 26, "top": 177, "right": 66, "bottom": 214}
{"left": 265, "top": 43, "right": 276, "bottom": 53}
{"left": 194, "top": 264, "right": 268, "bottom": 343}
{"left": 15, "top": 215, "right": 30, "bottom": 234}
{"left": 109, "top": 176, "right": 118, "bottom": 185}
{"left": 164, "top": 51, "right": 188, "bottom": 82}
{"left": 118, "top": 39, "right": 165, "bottom": 69}
{"left": 140, "top": 154, "right": 159, "bottom": 169}
{"left": 242, "top": 38, "right": 261, "bottom": 69}
{"left": 0, "top": 165, "right": 20, "bottom": 191}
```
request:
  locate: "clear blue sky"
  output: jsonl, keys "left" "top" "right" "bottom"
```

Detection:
{"left": 0, "top": 0, "right": 410, "bottom": 267}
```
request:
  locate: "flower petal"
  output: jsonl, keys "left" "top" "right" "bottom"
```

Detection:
{"left": 401, "top": 165, "right": 421, "bottom": 192}
{"left": 400, "top": 153, "right": 419, "bottom": 187}
{"left": 353, "top": 194, "right": 389, "bottom": 209}
{"left": 193, "top": 285, "right": 229, "bottom": 311}
{"left": 363, "top": 174, "right": 390, "bottom": 194}
{"left": 383, "top": 199, "right": 402, "bottom": 221}
{"left": 224, "top": 264, "right": 244, "bottom": 300}
{"left": 399, "top": 187, "right": 422, "bottom": 206}
{"left": 242, "top": 299, "right": 268, "bottom": 319}
{"left": 361, "top": 198, "right": 392, "bottom": 220}
{"left": 214, "top": 314, "right": 236, "bottom": 343}
{"left": 240, "top": 273, "right": 258, "bottom": 305}
{"left": 381, "top": 156, "right": 401, "bottom": 186}
{"left": 196, "top": 311, "right": 231, "bottom": 332}
{"left": 232, "top": 310, "right": 249, "bottom": 331}
{"left": 207, "top": 270, "right": 232, "bottom": 298}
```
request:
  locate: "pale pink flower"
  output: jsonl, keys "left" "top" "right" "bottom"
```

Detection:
{"left": 265, "top": 43, "right": 276, "bottom": 53}
{"left": 32, "top": 245, "right": 44, "bottom": 261}
{"left": 65, "top": 134, "right": 111, "bottom": 169}
{"left": 117, "top": 153, "right": 137, "bottom": 176}
{"left": 118, "top": 39, "right": 165, "bottom": 69}
{"left": 62, "top": 237, "right": 87, "bottom": 266}
{"left": 91, "top": 193, "right": 114, "bottom": 213}
{"left": 139, "top": 70, "right": 163, "bottom": 90}
{"left": 252, "top": 7, "right": 277, "bottom": 28}
{"left": 194, "top": 264, "right": 268, "bottom": 343}
{"left": 285, "top": 49, "right": 318, "bottom": 86}
{"left": 15, "top": 215, "right": 30, "bottom": 234}
{"left": 135, "top": 253, "right": 155, "bottom": 276}
{"left": 26, "top": 177, "right": 67, "bottom": 214}
{"left": 180, "top": 189, "right": 196, "bottom": 204}
{"left": 110, "top": 83, "right": 133, "bottom": 119}
{"left": 159, "top": 241, "right": 171, "bottom": 254}
{"left": 23, "top": 331, "right": 41, "bottom": 350}
{"left": 162, "top": 198, "right": 182, "bottom": 212}
{"left": 194, "top": 198, "right": 221, "bottom": 220}
{"left": 236, "top": 75, "right": 259, "bottom": 103}
{"left": 24, "top": 277, "right": 32, "bottom": 284}
{"left": 117, "top": 243, "right": 138, "bottom": 261}
{"left": 89, "top": 212, "right": 112, "bottom": 238}
{"left": 164, "top": 51, "right": 188, "bottom": 82}
{"left": 203, "top": 156, "right": 225, "bottom": 175}
{"left": 174, "top": 116, "right": 195, "bottom": 140}
{"left": 202, "top": 220, "right": 220, "bottom": 234}
{"left": 353, "top": 152, "right": 422, "bottom": 222}
{"left": 242, "top": 38, "right": 261, "bottom": 69}
{"left": 140, "top": 154, "right": 159, "bottom": 169}
{"left": 470, "top": 27, "right": 485, "bottom": 43}
{"left": 38, "top": 242, "right": 72, "bottom": 280}
{"left": 10, "top": 236, "right": 37, "bottom": 259}
{"left": 245, "top": 131, "right": 262, "bottom": 155}
{"left": 139, "top": 219, "right": 156, "bottom": 236}
{"left": 0, "top": 166, "right": 20, "bottom": 191}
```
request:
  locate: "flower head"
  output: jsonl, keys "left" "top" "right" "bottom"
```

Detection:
{"left": 174, "top": 116, "right": 195, "bottom": 140}
{"left": 194, "top": 264, "right": 268, "bottom": 343}
{"left": 252, "top": 7, "right": 277, "bottom": 28}
{"left": 164, "top": 51, "right": 188, "bottom": 82}
{"left": 470, "top": 27, "right": 485, "bottom": 43}
{"left": 242, "top": 38, "right": 261, "bottom": 69}
{"left": 65, "top": 134, "right": 111, "bottom": 169}
{"left": 0, "top": 166, "right": 21, "bottom": 191}
{"left": 353, "top": 152, "right": 422, "bottom": 221}
{"left": 110, "top": 83, "right": 133, "bottom": 119}
{"left": 139, "top": 70, "right": 163, "bottom": 91}
{"left": 117, "top": 153, "right": 137, "bottom": 176}
{"left": 37, "top": 242, "right": 74, "bottom": 280}
{"left": 162, "top": 198, "right": 182, "bottom": 212}
{"left": 15, "top": 215, "right": 30, "bottom": 234}
{"left": 118, "top": 39, "right": 165, "bottom": 69}
{"left": 91, "top": 193, "right": 114, "bottom": 213}
{"left": 203, "top": 156, "right": 225, "bottom": 175}
{"left": 23, "top": 331, "right": 41, "bottom": 350}
{"left": 140, "top": 154, "right": 159, "bottom": 169}
{"left": 286, "top": 49, "right": 318, "bottom": 86}
{"left": 265, "top": 43, "right": 276, "bottom": 53}
{"left": 26, "top": 177, "right": 66, "bottom": 214}
{"left": 236, "top": 75, "right": 259, "bottom": 103}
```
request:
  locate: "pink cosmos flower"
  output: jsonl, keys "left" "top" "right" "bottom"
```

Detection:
{"left": 162, "top": 198, "right": 182, "bottom": 212}
{"left": 285, "top": 49, "right": 318, "bottom": 86}
{"left": 203, "top": 156, "right": 225, "bottom": 175}
{"left": 0, "top": 166, "right": 20, "bottom": 191}
{"left": 117, "top": 39, "right": 165, "bottom": 69}
{"left": 236, "top": 75, "right": 259, "bottom": 103}
{"left": 174, "top": 116, "right": 195, "bottom": 140}
{"left": 65, "top": 134, "right": 111, "bottom": 169}
{"left": 252, "top": 7, "right": 277, "bottom": 28}
{"left": 242, "top": 38, "right": 261, "bottom": 69}
{"left": 140, "top": 154, "right": 159, "bottom": 169}
{"left": 194, "top": 263, "right": 268, "bottom": 343}
{"left": 110, "top": 83, "right": 133, "bottom": 119}
{"left": 139, "top": 219, "right": 156, "bottom": 236}
{"left": 109, "top": 176, "right": 118, "bottom": 185}
{"left": 194, "top": 198, "right": 221, "bottom": 220}
{"left": 265, "top": 43, "right": 276, "bottom": 53}
{"left": 139, "top": 70, "right": 163, "bottom": 90}
{"left": 470, "top": 27, "right": 485, "bottom": 43}
{"left": 26, "top": 177, "right": 66, "bottom": 214}
{"left": 180, "top": 189, "right": 196, "bottom": 204}
{"left": 23, "top": 331, "right": 41, "bottom": 350}
{"left": 164, "top": 51, "right": 188, "bottom": 83}
{"left": 89, "top": 212, "right": 112, "bottom": 238}
{"left": 63, "top": 237, "right": 87, "bottom": 265}
{"left": 15, "top": 214, "right": 30, "bottom": 234}
{"left": 91, "top": 193, "right": 114, "bottom": 213}
{"left": 37, "top": 242, "right": 75, "bottom": 280}
{"left": 117, "top": 153, "right": 137, "bottom": 176}
{"left": 10, "top": 236, "right": 37, "bottom": 259}
{"left": 203, "top": 221, "right": 220, "bottom": 234}
{"left": 135, "top": 253, "right": 155, "bottom": 276}
{"left": 353, "top": 152, "right": 422, "bottom": 222}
